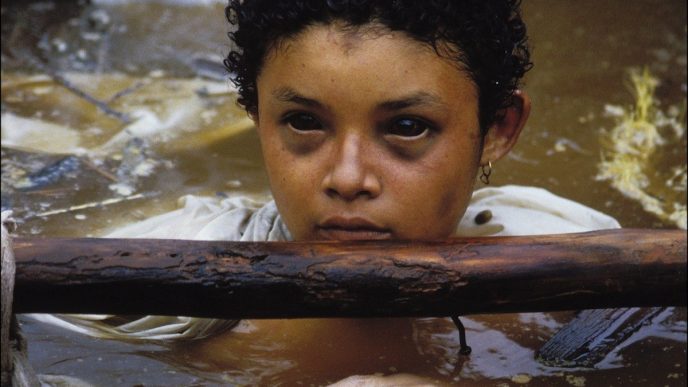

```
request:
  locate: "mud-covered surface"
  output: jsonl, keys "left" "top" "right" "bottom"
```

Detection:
{"left": 2, "top": 0, "right": 686, "bottom": 385}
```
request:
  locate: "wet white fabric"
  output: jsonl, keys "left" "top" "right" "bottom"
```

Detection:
{"left": 28, "top": 185, "right": 620, "bottom": 341}
{"left": 105, "top": 185, "right": 620, "bottom": 240}
{"left": 104, "top": 195, "right": 292, "bottom": 242}
{"left": 456, "top": 185, "right": 621, "bottom": 236}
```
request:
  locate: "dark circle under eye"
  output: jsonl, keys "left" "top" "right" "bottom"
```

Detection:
{"left": 287, "top": 113, "right": 323, "bottom": 131}
{"left": 389, "top": 118, "right": 430, "bottom": 138}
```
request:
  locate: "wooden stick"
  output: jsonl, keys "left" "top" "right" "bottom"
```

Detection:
{"left": 10, "top": 229, "right": 686, "bottom": 319}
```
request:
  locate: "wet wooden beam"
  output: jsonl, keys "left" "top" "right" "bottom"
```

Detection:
{"left": 10, "top": 229, "right": 686, "bottom": 319}
{"left": 537, "top": 307, "right": 666, "bottom": 367}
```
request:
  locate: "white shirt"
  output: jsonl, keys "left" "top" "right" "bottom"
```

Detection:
{"left": 107, "top": 185, "right": 620, "bottom": 241}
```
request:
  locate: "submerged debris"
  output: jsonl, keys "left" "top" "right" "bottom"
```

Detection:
{"left": 191, "top": 55, "right": 229, "bottom": 81}
{"left": 107, "top": 137, "right": 160, "bottom": 196}
{"left": 597, "top": 68, "right": 687, "bottom": 229}
{"left": 12, "top": 50, "right": 131, "bottom": 124}
{"left": 13, "top": 156, "right": 80, "bottom": 190}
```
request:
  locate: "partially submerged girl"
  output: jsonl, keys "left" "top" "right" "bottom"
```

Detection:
{"left": 33, "top": 0, "right": 620, "bottom": 384}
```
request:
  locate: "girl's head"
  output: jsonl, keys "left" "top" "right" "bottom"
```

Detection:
{"left": 225, "top": 0, "right": 533, "bottom": 241}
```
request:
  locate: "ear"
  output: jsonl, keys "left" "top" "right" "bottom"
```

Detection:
{"left": 479, "top": 90, "right": 531, "bottom": 164}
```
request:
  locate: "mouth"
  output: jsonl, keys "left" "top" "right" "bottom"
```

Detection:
{"left": 316, "top": 217, "right": 392, "bottom": 241}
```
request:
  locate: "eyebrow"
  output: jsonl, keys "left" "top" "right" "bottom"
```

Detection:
{"left": 272, "top": 87, "right": 446, "bottom": 111}
{"left": 272, "top": 87, "right": 324, "bottom": 108}
{"left": 377, "top": 92, "right": 446, "bottom": 111}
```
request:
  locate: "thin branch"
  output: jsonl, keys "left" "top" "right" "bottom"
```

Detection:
{"left": 11, "top": 49, "right": 131, "bottom": 124}
{"left": 81, "top": 158, "right": 118, "bottom": 182}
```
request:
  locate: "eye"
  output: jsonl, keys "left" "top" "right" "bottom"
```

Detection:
{"left": 283, "top": 112, "right": 323, "bottom": 132}
{"left": 388, "top": 118, "right": 432, "bottom": 138}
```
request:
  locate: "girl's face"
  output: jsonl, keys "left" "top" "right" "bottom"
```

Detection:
{"left": 254, "top": 23, "right": 521, "bottom": 241}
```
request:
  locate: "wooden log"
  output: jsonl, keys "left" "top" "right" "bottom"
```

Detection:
{"left": 537, "top": 307, "right": 666, "bottom": 367}
{"left": 10, "top": 229, "right": 687, "bottom": 319}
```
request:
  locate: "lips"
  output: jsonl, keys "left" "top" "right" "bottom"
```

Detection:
{"left": 316, "top": 217, "right": 392, "bottom": 240}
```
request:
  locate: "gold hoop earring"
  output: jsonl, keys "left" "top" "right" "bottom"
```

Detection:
{"left": 480, "top": 161, "right": 492, "bottom": 185}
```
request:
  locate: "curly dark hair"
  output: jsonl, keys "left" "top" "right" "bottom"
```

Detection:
{"left": 224, "top": 0, "right": 532, "bottom": 135}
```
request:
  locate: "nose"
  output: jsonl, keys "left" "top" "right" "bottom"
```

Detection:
{"left": 322, "top": 134, "right": 381, "bottom": 201}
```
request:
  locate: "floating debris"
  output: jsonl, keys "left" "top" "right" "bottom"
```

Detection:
{"left": 552, "top": 138, "right": 589, "bottom": 155}
{"left": 12, "top": 50, "right": 131, "bottom": 123}
{"left": 597, "top": 67, "right": 687, "bottom": 229}
{"left": 511, "top": 373, "right": 532, "bottom": 384}
{"left": 225, "top": 179, "right": 242, "bottom": 189}
{"left": 149, "top": 69, "right": 165, "bottom": 78}
{"left": 2, "top": 73, "right": 251, "bottom": 155}
{"left": 565, "top": 374, "right": 586, "bottom": 387}
{"left": 108, "top": 182, "right": 135, "bottom": 196}
{"left": 103, "top": 137, "right": 162, "bottom": 196}
{"left": 1, "top": 112, "right": 83, "bottom": 154}
{"left": 13, "top": 156, "right": 81, "bottom": 190}
{"left": 191, "top": 55, "right": 229, "bottom": 81}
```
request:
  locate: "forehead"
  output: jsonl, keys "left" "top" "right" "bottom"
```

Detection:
{"left": 260, "top": 22, "right": 477, "bottom": 101}
{"left": 270, "top": 22, "right": 450, "bottom": 63}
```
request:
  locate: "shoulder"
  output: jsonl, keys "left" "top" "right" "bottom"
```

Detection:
{"left": 105, "top": 195, "right": 289, "bottom": 241}
{"left": 457, "top": 185, "right": 621, "bottom": 236}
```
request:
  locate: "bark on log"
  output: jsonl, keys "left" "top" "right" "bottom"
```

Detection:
{"left": 10, "top": 229, "right": 687, "bottom": 319}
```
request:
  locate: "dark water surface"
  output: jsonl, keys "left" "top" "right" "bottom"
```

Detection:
{"left": 2, "top": 0, "right": 686, "bottom": 385}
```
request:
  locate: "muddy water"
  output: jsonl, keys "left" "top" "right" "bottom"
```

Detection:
{"left": 1, "top": 0, "right": 686, "bottom": 386}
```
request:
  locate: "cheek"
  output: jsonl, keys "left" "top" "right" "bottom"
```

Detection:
{"left": 259, "top": 132, "right": 292, "bottom": 193}
{"left": 261, "top": 136, "right": 319, "bottom": 211}
{"left": 401, "top": 145, "right": 479, "bottom": 232}
{"left": 435, "top": 179, "right": 472, "bottom": 222}
{"left": 260, "top": 142, "right": 315, "bottom": 239}
{"left": 265, "top": 151, "right": 304, "bottom": 196}
{"left": 436, "top": 159, "right": 478, "bottom": 215}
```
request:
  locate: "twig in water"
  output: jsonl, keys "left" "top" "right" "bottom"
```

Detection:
{"left": 23, "top": 188, "right": 71, "bottom": 197}
{"left": 81, "top": 158, "right": 118, "bottom": 182}
{"left": 11, "top": 49, "right": 131, "bottom": 124}
{"left": 107, "top": 81, "right": 147, "bottom": 103}
{"left": 32, "top": 193, "right": 149, "bottom": 218}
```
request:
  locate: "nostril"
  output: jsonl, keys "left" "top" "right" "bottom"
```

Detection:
{"left": 325, "top": 186, "right": 372, "bottom": 200}
{"left": 325, "top": 188, "right": 338, "bottom": 198}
